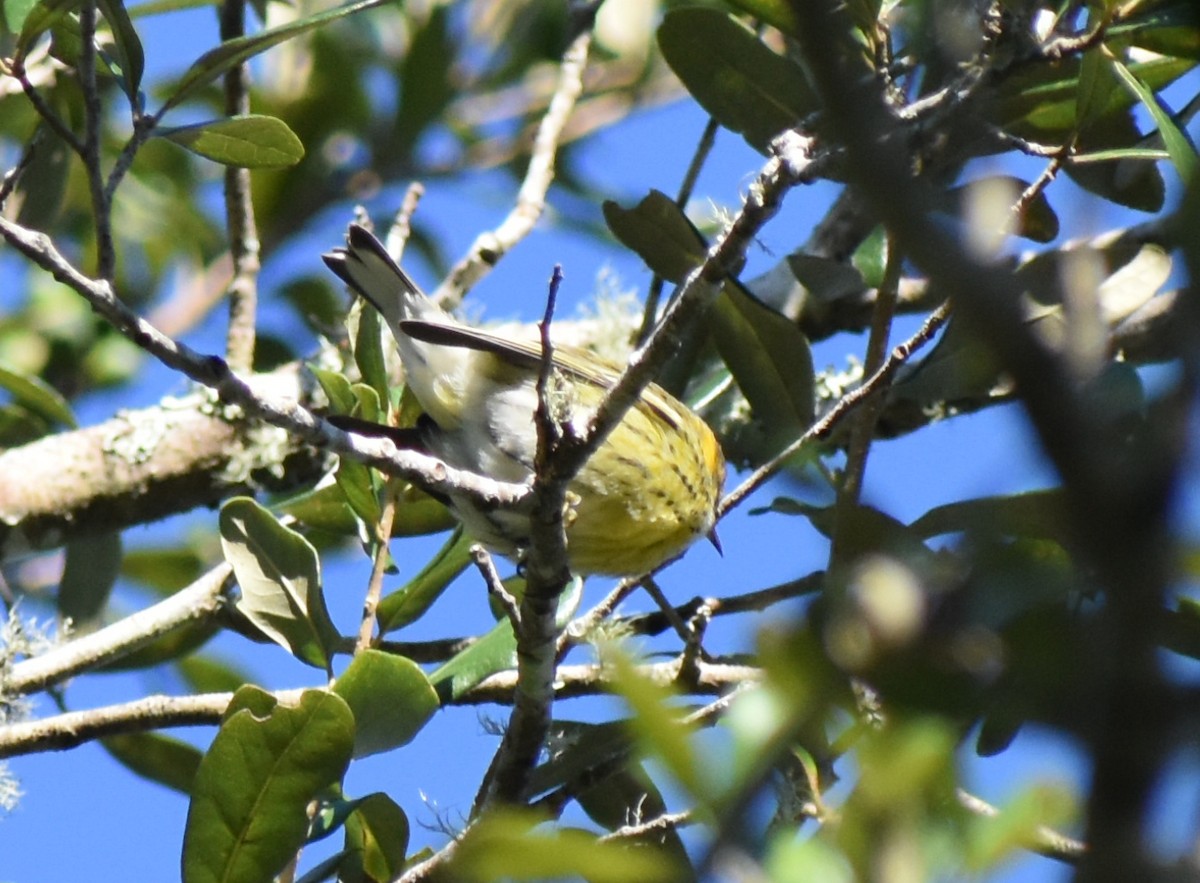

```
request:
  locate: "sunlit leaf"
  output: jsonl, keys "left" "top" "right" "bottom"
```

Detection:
{"left": 219, "top": 497, "right": 339, "bottom": 670}
{"left": 333, "top": 649, "right": 439, "bottom": 757}
{"left": 377, "top": 526, "right": 471, "bottom": 633}
{"left": 182, "top": 687, "right": 354, "bottom": 883}
{"left": 160, "top": 115, "right": 305, "bottom": 168}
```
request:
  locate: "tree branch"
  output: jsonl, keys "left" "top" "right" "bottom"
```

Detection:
{"left": 5, "top": 564, "right": 233, "bottom": 696}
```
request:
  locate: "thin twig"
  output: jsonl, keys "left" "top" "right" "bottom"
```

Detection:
{"left": 598, "top": 810, "right": 696, "bottom": 843}
{"left": 0, "top": 216, "right": 530, "bottom": 513}
{"left": 355, "top": 483, "right": 400, "bottom": 653}
{"left": 5, "top": 563, "right": 233, "bottom": 696}
{"left": 434, "top": 10, "right": 596, "bottom": 307}
{"left": 77, "top": 0, "right": 115, "bottom": 280}
{"left": 0, "top": 133, "right": 41, "bottom": 209}
{"left": 830, "top": 234, "right": 903, "bottom": 563}
{"left": 474, "top": 263, "right": 571, "bottom": 810}
{"left": 470, "top": 544, "right": 521, "bottom": 631}
{"left": 385, "top": 181, "right": 426, "bottom": 259}
{"left": 220, "top": 0, "right": 260, "bottom": 373}
{"left": 956, "top": 788, "right": 1087, "bottom": 864}
{"left": 9, "top": 67, "right": 84, "bottom": 154}
{"left": 719, "top": 299, "right": 953, "bottom": 518}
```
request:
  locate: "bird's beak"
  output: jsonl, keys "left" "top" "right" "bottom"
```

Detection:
{"left": 707, "top": 527, "right": 723, "bottom": 557}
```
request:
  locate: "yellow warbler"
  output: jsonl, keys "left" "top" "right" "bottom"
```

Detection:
{"left": 324, "top": 224, "right": 725, "bottom": 576}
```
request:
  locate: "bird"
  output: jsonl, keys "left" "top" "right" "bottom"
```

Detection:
{"left": 323, "top": 223, "right": 725, "bottom": 576}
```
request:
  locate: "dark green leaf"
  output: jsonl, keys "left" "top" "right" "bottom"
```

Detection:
{"left": 602, "top": 190, "right": 706, "bottom": 282}
{"left": 97, "top": 0, "right": 144, "bottom": 98}
{"left": 909, "top": 489, "right": 1068, "bottom": 542}
{"left": 333, "top": 649, "right": 439, "bottom": 757}
{"left": 160, "top": 114, "right": 305, "bottom": 168}
{"left": 182, "top": 687, "right": 355, "bottom": 883}
{"left": 1066, "top": 111, "right": 1166, "bottom": 211}
{"left": 352, "top": 302, "right": 391, "bottom": 407}
{"left": 175, "top": 653, "right": 250, "bottom": 694}
{"left": 15, "top": 0, "right": 77, "bottom": 55}
{"left": 335, "top": 450, "right": 382, "bottom": 529}
{"left": 377, "top": 527, "right": 471, "bottom": 633}
{"left": 311, "top": 365, "right": 357, "bottom": 413}
{"left": 99, "top": 621, "right": 221, "bottom": 671}
{"left": 103, "top": 731, "right": 202, "bottom": 794}
{"left": 162, "top": 0, "right": 387, "bottom": 112}
{"left": 946, "top": 176, "right": 1060, "bottom": 243}
{"left": 709, "top": 280, "right": 815, "bottom": 454}
{"left": 59, "top": 532, "right": 122, "bottom": 631}
{"left": 524, "top": 720, "right": 632, "bottom": 799}
{"left": 219, "top": 497, "right": 339, "bottom": 670}
{"left": 342, "top": 792, "right": 410, "bottom": 883}
{"left": 658, "top": 7, "right": 817, "bottom": 151}
{"left": 278, "top": 483, "right": 360, "bottom": 537}
{"left": 121, "top": 546, "right": 208, "bottom": 593}
{"left": 428, "top": 617, "right": 517, "bottom": 702}
{"left": 0, "top": 362, "right": 76, "bottom": 428}
{"left": 1107, "top": 50, "right": 1198, "bottom": 182}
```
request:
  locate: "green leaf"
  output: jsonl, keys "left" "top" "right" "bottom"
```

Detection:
{"left": 103, "top": 731, "right": 202, "bottom": 795}
{"left": 99, "top": 622, "right": 221, "bottom": 671}
{"left": 335, "top": 449, "right": 382, "bottom": 529}
{"left": 352, "top": 302, "right": 391, "bottom": 408}
{"left": 1065, "top": 110, "right": 1167, "bottom": 211}
{"left": 98, "top": 0, "right": 144, "bottom": 98}
{"left": 709, "top": 280, "right": 815, "bottom": 453}
{"left": 377, "top": 526, "right": 472, "bottom": 633}
{"left": 523, "top": 720, "right": 633, "bottom": 799}
{"left": 342, "top": 792, "right": 410, "bottom": 883}
{"left": 121, "top": 545, "right": 208, "bottom": 593}
{"left": 277, "top": 483, "right": 360, "bottom": 538}
{"left": 59, "top": 532, "right": 122, "bottom": 631}
{"left": 429, "top": 617, "right": 517, "bottom": 702}
{"left": 1107, "top": 49, "right": 1198, "bottom": 182}
{"left": 427, "top": 576, "right": 580, "bottom": 702}
{"left": 908, "top": 489, "right": 1068, "bottom": 542}
{"left": 658, "top": 7, "right": 817, "bottom": 151}
{"left": 449, "top": 808, "right": 682, "bottom": 883}
{"left": 159, "top": 114, "right": 305, "bottom": 168}
{"left": 4, "top": 0, "right": 42, "bottom": 32}
{"left": 310, "top": 365, "right": 357, "bottom": 414}
{"left": 15, "top": 0, "right": 77, "bottom": 56}
{"left": 182, "top": 686, "right": 355, "bottom": 883}
{"left": 0, "top": 362, "right": 77, "bottom": 428}
{"left": 333, "top": 649, "right": 439, "bottom": 757}
{"left": 162, "top": 0, "right": 388, "bottom": 112}
{"left": 219, "top": 497, "right": 339, "bottom": 670}
{"left": 602, "top": 190, "right": 706, "bottom": 282}
{"left": 176, "top": 652, "right": 250, "bottom": 694}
